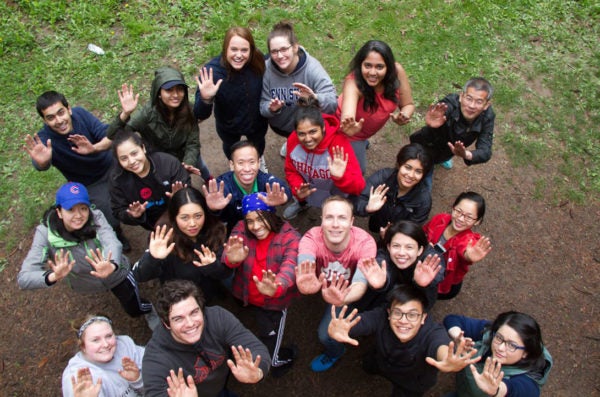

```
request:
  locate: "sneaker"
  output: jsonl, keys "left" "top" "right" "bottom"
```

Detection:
{"left": 144, "top": 306, "right": 160, "bottom": 331}
{"left": 440, "top": 158, "right": 453, "bottom": 169}
{"left": 310, "top": 353, "right": 341, "bottom": 372}
{"left": 283, "top": 200, "right": 307, "bottom": 220}
{"left": 280, "top": 142, "right": 287, "bottom": 158}
{"left": 259, "top": 155, "right": 269, "bottom": 173}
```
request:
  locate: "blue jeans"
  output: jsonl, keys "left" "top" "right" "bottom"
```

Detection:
{"left": 317, "top": 305, "right": 346, "bottom": 358}
{"left": 350, "top": 140, "right": 369, "bottom": 175}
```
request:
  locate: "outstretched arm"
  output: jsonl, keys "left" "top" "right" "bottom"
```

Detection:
{"left": 425, "top": 339, "right": 480, "bottom": 373}
{"left": 327, "top": 305, "right": 361, "bottom": 346}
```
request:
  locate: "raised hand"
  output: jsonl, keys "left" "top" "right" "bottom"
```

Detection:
{"left": 68, "top": 135, "right": 95, "bottom": 155}
{"left": 227, "top": 345, "right": 263, "bottom": 384}
{"left": 85, "top": 248, "right": 115, "bottom": 279}
{"left": 149, "top": 224, "right": 175, "bottom": 259}
{"left": 413, "top": 254, "right": 442, "bottom": 287}
{"left": 166, "top": 181, "right": 188, "bottom": 198}
{"left": 340, "top": 116, "right": 364, "bottom": 136}
{"left": 117, "top": 83, "right": 139, "bottom": 119}
{"left": 465, "top": 236, "right": 492, "bottom": 263}
{"left": 424, "top": 102, "right": 448, "bottom": 128}
{"left": 321, "top": 273, "right": 350, "bottom": 306}
{"left": 167, "top": 368, "right": 198, "bottom": 397}
{"left": 23, "top": 134, "right": 52, "bottom": 167}
{"left": 70, "top": 367, "right": 102, "bottom": 397}
{"left": 390, "top": 110, "right": 411, "bottom": 126}
{"left": 195, "top": 67, "right": 223, "bottom": 101}
{"left": 358, "top": 258, "right": 387, "bottom": 289}
{"left": 295, "top": 260, "right": 321, "bottom": 295}
{"left": 292, "top": 82, "right": 316, "bottom": 100}
{"left": 425, "top": 339, "right": 480, "bottom": 373}
{"left": 448, "top": 140, "right": 471, "bottom": 159}
{"left": 48, "top": 248, "right": 75, "bottom": 283}
{"left": 192, "top": 245, "right": 216, "bottom": 267}
{"left": 126, "top": 201, "right": 148, "bottom": 218}
{"left": 118, "top": 356, "right": 140, "bottom": 382}
{"left": 327, "top": 145, "right": 349, "bottom": 179}
{"left": 202, "top": 179, "right": 232, "bottom": 211}
{"left": 470, "top": 357, "right": 504, "bottom": 396}
{"left": 327, "top": 305, "right": 361, "bottom": 346}
{"left": 181, "top": 162, "right": 200, "bottom": 176}
{"left": 295, "top": 182, "right": 317, "bottom": 200}
{"left": 365, "top": 184, "right": 389, "bottom": 213}
{"left": 253, "top": 269, "right": 281, "bottom": 297}
{"left": 259, "top": 182, "right": 288, "bottom": 207}
{"left": 224, "top": 235, "right": 249, "bottom": 264}
{"left": 268, "top": 98, "right": 284, "bottom": 113}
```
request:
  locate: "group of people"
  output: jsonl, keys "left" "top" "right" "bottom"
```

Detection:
{"left": 18, "top": 20, "right": 552, "bottom": 397}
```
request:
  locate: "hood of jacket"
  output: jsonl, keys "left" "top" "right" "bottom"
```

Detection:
{"left": 305, "top": 113, "right": 341, "bottom": 155}
{"left": 150, "top": 67, "right": 188, "bottom": 106}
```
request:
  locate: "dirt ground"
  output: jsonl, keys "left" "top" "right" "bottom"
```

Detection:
{"left": 1, "top": 114, "right": 599, "bottom": 396}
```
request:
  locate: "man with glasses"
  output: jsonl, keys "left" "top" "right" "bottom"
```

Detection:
{"left": 409, "top": 77, "right": 495, "bottom": 190}
{"left": 328, "top": 284, "right": 480, "bottom": 397}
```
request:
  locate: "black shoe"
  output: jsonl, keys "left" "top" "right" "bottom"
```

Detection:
{"left": 271, "top": 345, "right": 298, "bottom": 378}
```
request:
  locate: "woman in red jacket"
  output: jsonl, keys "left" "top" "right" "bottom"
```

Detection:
{"left": 222, "top": 192, "right": 300, "bottom": 377}
{"left": 423, "top": 191, "right": 492, "bottom": 299}
{"left": 283, "top": 98, "right": 365, "bottom": 219}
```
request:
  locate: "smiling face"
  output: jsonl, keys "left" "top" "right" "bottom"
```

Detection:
{"left": 491, "top": 325, "right": 528, "bottom": 365}
{"left": 387, "top": 299, "right": 426, "bottom": 343}
{"left": 230, "top": 146, "right": 259, "bottom": 191}
{"left": 116, "top": 139, "right": 150, "bottom": 177}
{"left": 41, "top": 102, "right": 74, "bottom": 135}
{"left": 361, "top": 51, "right": 387, "bottom": 89}
{"left": 397, "top": 159, "right": 424, "bottom": 192}
{"left": 459, "top": 87, "right": 491, "bottom": 122}
{"left": 245, "top": 211, "right": 272, "bottom": 240}
{"left": 387, "top": 232, "right": 424, "bottom": 270}
{"left": 450, "top": 198, "right": 480, "bottom": 233}
{"left": 160, "top": 85, "right": 186, "bottom": 110}
{"left": 176, "top": 203, "right": 205, "bottom": 240}
{"left": 80, "top": 321, "right": 117, "bottom": 364}
{"left": 166, "top": 296, "right": 204, "bottom": 345}
{"left": 56, "top": 203, "right": 90, "bottom": 232}
{"left": 321, "top": 200, "right": 354, "bottom": 251}
{"left": 268, "top": 36, "right": 299, "bottom": 74}
{"left": 226, "top": 35, "right": 251, "bottom": 70}
{"left": 296, "top": 119, "right": 324, "bottom": 151}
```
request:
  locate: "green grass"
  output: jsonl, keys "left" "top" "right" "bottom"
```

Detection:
{"left": 0, "top": 0, "right": 598, "bottom": 256}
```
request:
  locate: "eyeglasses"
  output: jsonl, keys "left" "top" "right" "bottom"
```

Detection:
{"left": 452, "top": 207, "right": 477, "bottom": 223}
{"left": 492, "top": 332, "right": 525, "bottom": 353}
{"left": 269, "top": 45, "right": 292, "bottom": 56}
{"left": 389, "top": 309, "right": 422, "bottom": 322}
{"left": 462, "top": 94, "right": 488, "bottom": 107}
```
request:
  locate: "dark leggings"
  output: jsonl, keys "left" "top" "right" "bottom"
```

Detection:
{"left": 110, "top": 272, "right": 152, "bottom": 317}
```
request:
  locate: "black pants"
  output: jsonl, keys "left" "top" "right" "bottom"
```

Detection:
{"left": 110, "top": 272, "right": 152, "bottom": 317}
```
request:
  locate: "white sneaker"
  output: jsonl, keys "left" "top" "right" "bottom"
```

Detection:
{"left": 283, "top": 200, "right": 306, "bottom": 220}
{"left": 259, "top": 155, "right": 269, "bottom": 173}
{"left": 280, "top": 143, "right": 287, "bottom": 158}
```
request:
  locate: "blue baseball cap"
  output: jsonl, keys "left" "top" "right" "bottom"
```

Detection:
{"left": 242, "top": 193, "right": 275, "bottom": 215}
{"left": 161, "top": 80, "right": 187, "bottom": 90}
{"left": 55, "top": 182, "right": 90, "bottom": 210}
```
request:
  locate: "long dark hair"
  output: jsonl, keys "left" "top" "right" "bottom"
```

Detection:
{"left": 486, "top": 311, "right": 547, "bottom": 376}
{"left": 396, "top": 143, "right": 433, "bottom": 176}
{"left": 453, "top": 191, "right": 486, "bottom": 222}
{"left": 294, "top": 96, "right": 324, "bottom": 131}
{"left": 155, "top": 83, "right": 195, "bottom": 131}
{"left": 244, "top": 210, "right": 284, "bottom": 238}
{"left": 349, "top": 40, "right": 399, "bottom": 112}
{"left": 111, "top": 129, "right": 150, "bottom": 168}
{"left": 43, "top": 206, "right": 97, "bottom": 242}
{"left": 166, "top": 187, "right": 225, "bottom": 261}
{"left": 221, "top": 27, "right": 265, "bottom": 76}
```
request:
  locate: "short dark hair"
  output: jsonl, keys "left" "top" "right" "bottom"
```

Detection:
{"left": 463, "top": 77, "right": 494, "bottom": 101}
{"left": 244, "top": 210, "right": 284, "bottom": 236}
{"left": 229, "top": 140, "right": 259, "bottom": 161}
{"left": 453, "top": 191, "right": 486, "bottom": 222}
{"left": 395, "top": 143, "right": 433, "bottom": 176}
{"left": 386, "top": 284, "right": 429, "bottom": 313}
{"left": 156, "top": 280, "right": 205, "bottom": 326}
{"left": 36, "top": 91, "right": 69, "bottom": 118}
{"left": 383, "top": 220, "right": 428, "bottom": 249}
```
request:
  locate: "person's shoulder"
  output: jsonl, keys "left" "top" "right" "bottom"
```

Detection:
{"left": 151, "top": 151, "right": 181, "bottom": 165}
{"left": 216, "top": 170, "right": 234, "bottom": 184}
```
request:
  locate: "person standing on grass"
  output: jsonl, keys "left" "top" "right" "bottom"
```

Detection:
{"left": 260, "top": 20, "right": 337, "bottom": 156}
{"left": 294, "top": 196, "right": 377, "bottom": 372}
{"left": 410, "top": 77, "right": 495, "bottom": 191}
{"left": 282, "top": 98, "right": 365, "bottom": 220}
{"left": 328, "top": 285, "right": 480, "bottom": 397}
{"left": 337, "top": 40, "right": 416, "bottom": 174}
{"left": 194, "top": 26, "right": 269, "bottom": 171}
{"left": 203, "top": 140, "right": 289, "bottom": 233}
{"left": 23, "top": 90, "right": 130, "bottom": 250}
{"left": 18, "top": 182, "right": 153, "bottom": 321}
{"left": 107, "top": 66, "right": 211, "bottom": 181}
{"left": 143, "top": 279, "right": 270, "bottom": 397}
{"left": 222, "top": 193, "right": 300, "bottom": 377}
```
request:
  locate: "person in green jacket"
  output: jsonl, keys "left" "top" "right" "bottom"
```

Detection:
{"left": 107, "top": 66, "right": 210, "bottom": 180}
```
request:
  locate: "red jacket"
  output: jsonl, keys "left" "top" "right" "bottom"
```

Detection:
{"left": 284, "top": 113, "right": 365, "bottom": 208}
{"left": 423, "top": 213, "right": 481, "bottom": 294}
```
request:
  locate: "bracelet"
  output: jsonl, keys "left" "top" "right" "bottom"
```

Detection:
{"left": 492, "top": 386, "right": 500, "bottom": 397}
